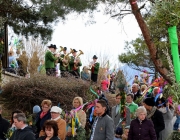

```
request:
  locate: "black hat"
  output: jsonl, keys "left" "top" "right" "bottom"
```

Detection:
{"left": 48, "top": 44, "right": 57, "bottom": 49}
{"left": 115, "top": 127, "right": 123, "bottom": 135}
{"left": 63, "top": 47, "right": 67, "bottom": 51}
{"left": 93, "top": 55, "right": 98, "bottom": 59}
{"left": 144, "top": 97, "right": 155, "bottom": 106}
{"left": 53, "top": 45, "right": 57, "bottom": 49}
{"left": 72, "top": 49, "right": 77, "bottom": 53}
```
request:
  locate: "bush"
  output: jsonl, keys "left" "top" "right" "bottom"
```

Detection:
{"left": 0, "top": 74, "right": 91, "bottom": 113}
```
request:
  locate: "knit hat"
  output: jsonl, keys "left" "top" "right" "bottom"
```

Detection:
{"left": 144, "top": 97, "right": 155, "bottom": 106}
{"left": 115, "top": 127, "right": 123, "bottom": 135}
{"left": 50, "top": 106, "right": 62, "bottom": 114}
{"left": 33, "top": 105, "right": 41, "bottom": 113}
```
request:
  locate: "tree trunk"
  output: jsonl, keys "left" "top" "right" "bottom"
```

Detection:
{"left": 129, "top": 0, "right": 172, "bottom": 84}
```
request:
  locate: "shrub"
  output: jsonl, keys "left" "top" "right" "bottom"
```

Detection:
{"left": 0, "top": 74, "right": 91, "bottom": 113}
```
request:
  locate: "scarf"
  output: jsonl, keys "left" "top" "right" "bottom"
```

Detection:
{"left": 40, "top": 111, "right": 47, "bottom": 119}
{"left": 147, "top": 106, "right": 157, "bottom": 119}
{"left": 51, "top": 116, "right": 60, "bottom": 121}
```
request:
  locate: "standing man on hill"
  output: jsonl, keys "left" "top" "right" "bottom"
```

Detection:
{"left": 90, "top": 55, "right": 100, "bottom": 83}
{"left": 69, "top": 49, "right": 82, "bottom": 77}
{"left": 45, "top": 44, "right": 59, "bottom": 76}
{"left": 0, "top": 105, "right": 10, "bottom": 140}
{"left": 59, "top": 47, "right": 69, "bottom": 77}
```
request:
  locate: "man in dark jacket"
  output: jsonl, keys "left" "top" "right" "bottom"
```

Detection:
{"left": 10, "top": 113, "right": 35, "bottom": 140}
{"left": 0, "top": 106, "right": 10, "bottom": 140}
{"left": 131, "top": 83, "right": 142, "bottom": 101}
{"left": 143, "top": 97, "right": 165, "bottom": 139}
{"left": 90, "top": 55, "right": 100, "bottom": 83}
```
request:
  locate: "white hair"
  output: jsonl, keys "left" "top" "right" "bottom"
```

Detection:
{"left": 153, "top": 87, "right": 159, "bottom": 93}
{"left": 136, "top": 106, "right": 147, "bottom": 116}
{"left": 132, "top": 83, "right": 139, "bottom": 89}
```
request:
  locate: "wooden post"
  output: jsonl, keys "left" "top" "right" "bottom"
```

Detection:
{"left": 2, "top": 23, "right": 8, "bottom": 68}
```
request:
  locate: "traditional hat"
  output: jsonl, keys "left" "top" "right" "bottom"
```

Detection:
{"left": 53, "top": 45, "right": 57, "bottom": 49}
{"left": 144, "top": 97, "right": 155, "bottom": 106}
{"left": 48, "top": 44, "right": 57, "bottom": 49}
{"left": 72, "top": 49, "right": 77, "bottom": 53}
{"left": 63, "top": 47, "right": 67, "bottom": 51}
{"left": 93, "top": 55, "right": 98, "bottom": 59}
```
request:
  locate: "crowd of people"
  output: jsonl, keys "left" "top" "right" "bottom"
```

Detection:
{"left": 2, "top": 44, "right": 179, "bottom": 140}
{"left": 0, "top": 81, "right": 180, "bottom": 140}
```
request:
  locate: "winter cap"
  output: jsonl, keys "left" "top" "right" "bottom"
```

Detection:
{"left": 115, "top": 127, "right": 123, "bottom": 135}
{"left": 33, "top": 105, "right": 41, "bottom": 113}
{"left": 50, "top": 106, "right": 62, "bottom": 114}
{"left": 143, "top": 97, "right": 155, "bottom": 106}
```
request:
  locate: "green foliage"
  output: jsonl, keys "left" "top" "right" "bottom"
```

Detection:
{"left": 163, "top": 82, "right": 180, "bottom": 104}
{"left": 118, "top": 37, "right": 155, "bottom": 72}
{"left": 0, "top": 40, "right": 4, "bottom": 54}
{"left": 70, "top": 126, "right": 86, "bottom": 140}
{"left": 153, "top": 0, "right": 180, "bottom": 26}
{"left": 0, "top": 0, "right": 99, "bottom": 42}
{"left": 167, "top": 131, "right": 180, "bottom": 140}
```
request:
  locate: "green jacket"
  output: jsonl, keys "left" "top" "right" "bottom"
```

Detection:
{"left": 68, "top": 56, "right": 82, "bottom": 74}
{"left": 91, "top": 62, "right": 100, "bottom": 74}
{"left": 126, "top": 101, "right": 138, "bottom": 114}
{"left": 45, "top": 51, "right": 57, "bottom": 69}
{"left": 58, "top": 54, "right": 69, "bottom": 71}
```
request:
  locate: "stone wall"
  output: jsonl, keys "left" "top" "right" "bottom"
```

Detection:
{"left": 2, "top": 71, "right": 21, "bottom": 86}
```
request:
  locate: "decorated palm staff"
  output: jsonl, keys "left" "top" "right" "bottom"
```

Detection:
{"left": 58, "top": 47, "right": 71, "bottom": 77}
{"left": 89, "top": 55, "right": 100, "bottom": 83}
{"left": 45, "top": 44, "right": 59, "bottom": 76}
{"left": 68, "top": 49, "right": 83, "bottom": 78}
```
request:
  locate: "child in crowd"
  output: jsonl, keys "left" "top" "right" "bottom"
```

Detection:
{"left": 101, "top": 75, "right": 109, "bottom": 93}
{"left": 173, "top": 104, "right": 180, "bottom": 131}
{"left": 114, "top": 127, "right": 123, "bottom": 140}
{"left": 132, "top": 75, "right": 139, "bottom": 85}
{"left": 122, "top": 126, "right": 130, "bottom": 140}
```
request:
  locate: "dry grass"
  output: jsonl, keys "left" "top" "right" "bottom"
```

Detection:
{"left": 0, "top": 74, "right": 92, "bottom": 113}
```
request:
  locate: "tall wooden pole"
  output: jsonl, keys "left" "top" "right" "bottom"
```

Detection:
{"left": 2, "top": 23, "right": 8, "bottom": 68}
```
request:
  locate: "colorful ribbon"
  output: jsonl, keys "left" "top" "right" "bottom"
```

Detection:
{"left": 90, "top": 86, "right": 99, "bottom": 98}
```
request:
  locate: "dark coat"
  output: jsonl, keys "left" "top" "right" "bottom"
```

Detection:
{"left": 133, "top": 90, "right": 142, "bottom": 101}
{"left": 0, "top": 114, "right": 10, "bottom": 140}
{"left": 150, "top": 109, "right": 165, "bottom": 139}
{"left": 35, "top": 110, "right": 51, "bottom": 135}
{"left": 36, "top": 136, "right": 60, "bottom": 140}
{"left": 128, "top": 118, "right": 157, "bottom": 140}
{"left": 10, "top": 126, "right": 35, "bottom": 140}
